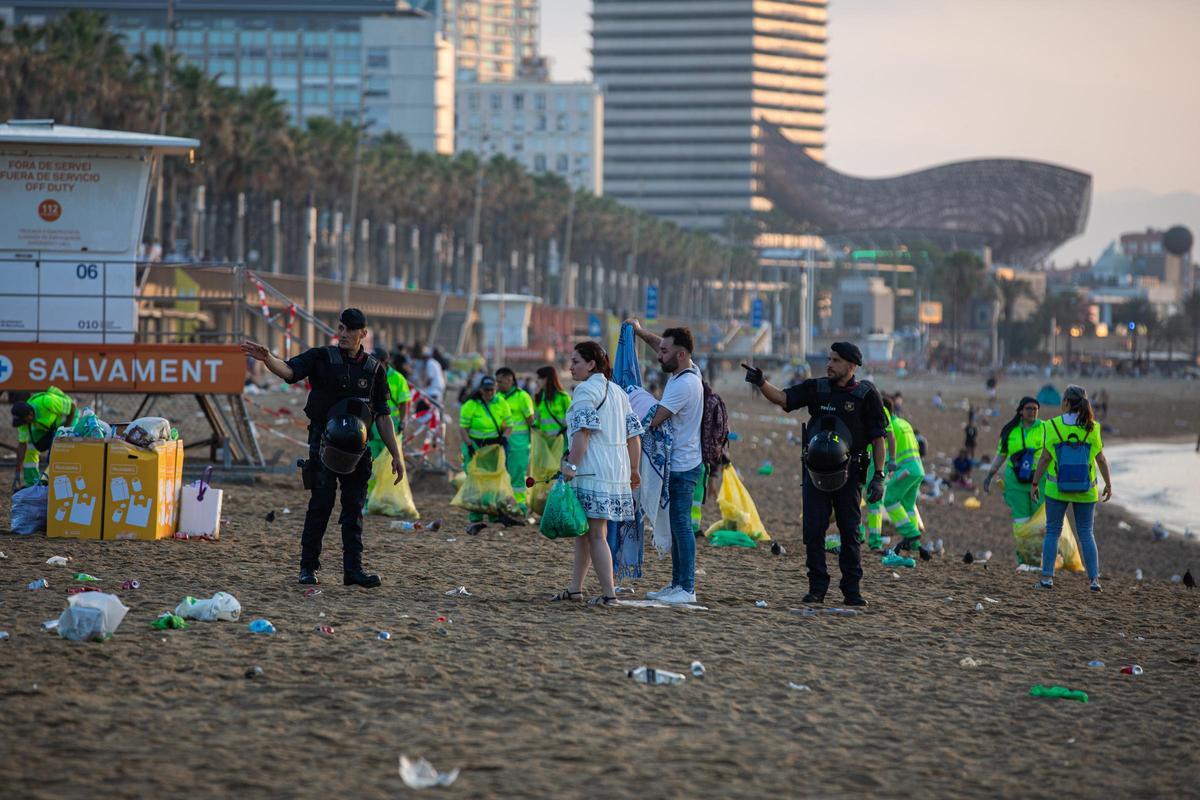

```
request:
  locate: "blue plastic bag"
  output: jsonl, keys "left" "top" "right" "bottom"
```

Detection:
{"left": 10, "top": 484, "right": 49, "bottom": 535}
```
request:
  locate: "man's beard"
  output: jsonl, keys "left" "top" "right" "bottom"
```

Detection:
{"left": 659, "top": 358, "right": 677, "bottom": 373}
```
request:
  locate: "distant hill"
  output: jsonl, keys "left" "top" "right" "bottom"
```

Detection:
{"left": 1050, "top": 188, "right": 1200, "bottom": 266}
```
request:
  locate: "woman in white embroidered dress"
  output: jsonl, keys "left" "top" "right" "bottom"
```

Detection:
{"left": 551, "top": 341, "right": 643, "bottom": 607}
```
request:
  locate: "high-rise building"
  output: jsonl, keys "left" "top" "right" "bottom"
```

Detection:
{"left": 433, "top": 0, "right": 540, "bottom": 83}
{"left": 455, "top": 81, "right": 603, "bottom": 193}
{"left": 592, "top": 0, "right": 828, "bottom": 233}
{"left": 5, "top": 1, "right": 455, "bottom": 153}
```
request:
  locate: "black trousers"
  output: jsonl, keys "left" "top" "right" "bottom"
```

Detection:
{"left": 300, "top": 433, "right": 372, "bottom": 574}
{"left": 801, "top": 470, "right": 864, "bottom": 598}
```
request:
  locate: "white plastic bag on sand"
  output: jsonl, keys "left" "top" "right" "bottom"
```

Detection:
{"left": 399, "top": 755, "right": 459, "bottom": 789}
{"left": 57, "top": 592, "right": 129, "bottom": 641}
{"left": 175, "top": 591, "right": 241, "bottom": 622}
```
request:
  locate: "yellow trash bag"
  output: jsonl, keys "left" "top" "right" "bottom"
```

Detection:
{"left": 451, "top": 444, "right": 518, "bottom": 515}
{"left": 1013, "top": 503, "right": 1084, "bottom": 572}
{"left": 527, "top": 430, "right": 565, "bottom": 516}
{"left": 703, "top": 466, "right": 771, "bottom": 542}
{"left": 366, "top": 450, "right": 419, "bottom": 519}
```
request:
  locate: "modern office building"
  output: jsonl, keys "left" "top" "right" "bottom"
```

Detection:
{"left": 3, "top": 1, "right": 455, "bottom": 153}
{"left": 592, "top": 0, "right": 828, "bottom": 233}
{"left": 455, "top": 80, "right": 603, "bottom": 192}
{"left": 416, "top": 0, "right": 539, "bottom": 83}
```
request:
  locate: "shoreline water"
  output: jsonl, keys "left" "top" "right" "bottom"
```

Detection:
{"left": 1104, "top": 440, "right": 1200, "bottom": 536}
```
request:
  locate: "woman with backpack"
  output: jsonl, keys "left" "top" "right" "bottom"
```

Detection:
{"left": 1030, "top": 385, "right": 1112, "bottom": 592}
{"left": 983, "top": 397, "right": 1046, "bottom": 554}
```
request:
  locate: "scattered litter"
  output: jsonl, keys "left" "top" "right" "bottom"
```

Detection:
{"left": 152, "top": 613, "right": 188, "bottom": 630}
{"left": 66, "top": 586, "right": 100, "bottom": 596}
{"left": 1030, "top": 684, "right": 1088, "bottom": 703}
{"left": 1087, "top": 660, "right": 1105, "bottom": 668}
{"left": 1121, "top": 664, "right": 1144, "bottom": 676}
{"left": 445, "top": 538, "right": 458, "bottom": 543}
{"left": 0, "top": 552, "right": 6, "bottom": 559}
{"left": 891, "top": 571, "right": 901, "bottom": 579}
{"left": 771, "top": 542, "right": 785, "bottom": 556}
{"left": 1135, "top": 569, "right": 1144, "bottom": 581}
{"left": 1152, "top": 522, "right": 1170, "bottom": 542}
{"left": 1117, "top": 521, "right": 1132, "bottom": 531}
{"left": 72, "top": 573, "right": 99, "bottom": 582}
{"left": 627, "top": 666, "right": 686, "bottom": 685}
{"left": 959, "top": 656, "right": 980, "bottom": 668}
{"left": 248, "top": 619, "right": 276, "bottom": 634}
{"left": 883, "top": 552, "right": 915, "bottom": 568}
{"left": 435, "top": 616, "right": 449, "bottom": 623}
{"left": 1171, "top": 574, "right": 1182, "bottom": 584}
{"left": 265, "top": 511, "right": 276, "bottom": 523}
{"left": 315, "top": 625, "right": 335, "bottom": 635}
{"left": 983, "top": 597, "right": 999, "bottom": 604}
{"left": 444, "top": 586, "right": 472, "bottom": 597}
{"left": 245, "top": 666, "right": 264, "bottom": 679}
{"left": 0, "top": 631, "right": 9, "bottom": 641}
{"left": 282, "top": 508, "right": 291, "bottom": 515}
{"left": 963, "top": 496, "right": 982, "bottom": 510}
{"left": 58, "top": 592, "right": 129, "bottom": 642}
{"left": 378, "top": 631, "right": 392, "bottom": 641}
{"left": 303, "top": 588, "right": 323, "bottom": 598}
{"left": 390, "top": 519, "right": 443, "bottom": 532}
{"left": 46, "top": 556, "right": 70, "bottom": 566}
{"left": 690, "top": 661, "right": 705, "bottom": 678}
{"left": 787, "top": 682, "right": 812, "bottom": 691}
{"left": 121, "top": 580, "right": 141, "bottom": 591}
{"left": 975, "top": 602, "right": 984, "bottom": 612}
{"left": 175, "top": 592, "right": 241, "bottom": 622}
{"left": 755, "top": 600, "right": 768, "bottom": 608}
{"left": 399, "top": 755, "right": 460, "bottom": 789}
{"left": 617, "top": 599, "right": 709, "bottom": 611}
{"left": 1016, "top": 564, "right": 1039, "bottom": 572}
{"left": 27, "top": 578, "right": 49, "bottom": 590}
{"left": 42, "top": 619, "right": 59, "bottom": 631}
{"left": 757, "top": 460, "right": 774, "bottom": 476}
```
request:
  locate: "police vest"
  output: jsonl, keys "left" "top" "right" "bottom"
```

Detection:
{"left": 806, "top": 378, "right": 874, "bottom": 455}
{"left": 305, "top": 346, "right": 382, "bottom": 427}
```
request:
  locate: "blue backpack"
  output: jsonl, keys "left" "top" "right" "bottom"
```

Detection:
{"left": 1051, "top": 419, "right": 1092, "bottom": 493}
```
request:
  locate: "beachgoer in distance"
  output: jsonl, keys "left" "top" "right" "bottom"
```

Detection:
{"left": 1030, "top": 385, "right": 1112, "bottom": 592}
{"left": 745, "top": 342, "right": 888, "bottom": 606}
{"left": 553, "top": 342, "right": 643, "bottom": 607}
{"left": 626, "top": 319, "right": 706, "bottom": 605}
{"left": 982, "top": 396, "right": 1047, "bottom": 563}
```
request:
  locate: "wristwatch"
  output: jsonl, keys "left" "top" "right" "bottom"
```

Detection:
{"left": 563, "top": 461, "right": 578, "bottom": 472}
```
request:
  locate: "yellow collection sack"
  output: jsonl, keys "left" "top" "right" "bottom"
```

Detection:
{"left": 1013, "top": 503, "right": 1084, "bottom": 572}
{"left": 528, "top": 430, "right": 565, "bottom": 515}
{"left": 703, "top": 465, "right": 771, "bottom": 542}
{"left": 451, "top": 444, "right": 518, "bottom": 515}
{"left": 366, "top": 450, "right": 419, "bottom": 519}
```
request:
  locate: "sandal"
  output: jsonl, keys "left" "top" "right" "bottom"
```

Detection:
{"left": 550, "top": 589, "right": 583, "bottom": 602}
{"left": 588, "top": 595, "right": 619, "bottom": 607}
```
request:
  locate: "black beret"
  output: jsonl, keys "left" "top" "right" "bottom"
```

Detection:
{"left": 831, "top": 341, "right": 863, "bottom": 366}
{"left": 340, "top": 308, "right": 367, "bottom": 330}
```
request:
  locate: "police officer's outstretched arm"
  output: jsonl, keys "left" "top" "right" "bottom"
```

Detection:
{"left": 241, "top": 340, "right": 295, "bottom": 382}
{"left": 741, "top": 363, "right": 788, "bottom": 408}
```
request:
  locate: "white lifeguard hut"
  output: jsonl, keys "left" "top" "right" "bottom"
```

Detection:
{"left": 0, "top": 120, "right": 198, "bottom": 343}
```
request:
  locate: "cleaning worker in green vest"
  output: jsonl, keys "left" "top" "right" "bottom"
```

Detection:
{"left": 459, "top": 375, "right": 513, "bottom": 524}
{"left": 981, "top": 396, "right": 1046, "bottom": 562}
{"left": 496, "top": 367, "right": 534, "bottom": 508}
{"left": 365, "top": 346, "right": 412, "bottom": 498}
{"left": 860, "top": 401, "right": 898, "bottom": 552}
{"left": 11, "top": 386, "right": 77, "bottom": 489}
{"left": 883, "top": 395, "right": 927, "bottom": 558}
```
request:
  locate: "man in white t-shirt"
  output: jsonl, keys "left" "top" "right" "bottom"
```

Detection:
{"left": 628, "top": 318, "right": 704, "bottom": 604}
{"left": 422, "top": 348, "right": 446, "bottom": 404}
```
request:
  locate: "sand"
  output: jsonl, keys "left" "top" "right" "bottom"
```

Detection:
{"left": 2, "top": 374, "right": 1199, "bottom": 799}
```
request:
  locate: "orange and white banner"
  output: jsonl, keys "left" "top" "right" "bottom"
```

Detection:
{"left": 0, "top": 343, "right": 246, "bottom": 394}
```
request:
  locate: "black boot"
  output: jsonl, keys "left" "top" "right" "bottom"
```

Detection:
{"left": 344, "top": 569, "right": 381, "bottom": 588}
{"left": 298, "top": 569, "right": 318, "bottom": 585}
{"left": 801, "top": 590, "right": 825, "bottom": 604}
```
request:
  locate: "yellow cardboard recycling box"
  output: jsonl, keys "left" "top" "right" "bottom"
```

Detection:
{"left": 47, "top": 439, "right": 109, "bottom": 540}
{"left": 103, "top": 439, "right": 184, "bottom": 541}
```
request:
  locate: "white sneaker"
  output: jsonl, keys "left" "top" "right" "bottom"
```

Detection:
{"left": 657, "top": 587, "right": 697, "bottom": 604}
{"left": 645, "top": 584, "right": 677, "bottom": 600}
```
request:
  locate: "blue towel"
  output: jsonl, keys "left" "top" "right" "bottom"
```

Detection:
{"left": 613, "top": 322, "right": 643, "bottom": 391}
{"left": 609, "top": 322, "right": 645, "bottom": 579}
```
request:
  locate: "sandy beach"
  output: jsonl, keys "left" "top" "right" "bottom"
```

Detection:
{"left": 2, "top": 375, "right": 1199, "bottom": 799}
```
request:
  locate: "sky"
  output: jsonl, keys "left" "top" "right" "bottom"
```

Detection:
{"left": 541, "top": 0, "right": 1200, "bottom": 264}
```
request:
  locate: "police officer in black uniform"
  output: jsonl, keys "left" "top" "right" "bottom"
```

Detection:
{"left": 744, "top": 342, "right": 887, "bottom": 606}
{"left": 241, "top": 308, "right": 403, "bottom": 588}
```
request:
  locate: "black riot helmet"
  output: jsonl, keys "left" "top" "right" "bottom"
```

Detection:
{"left": 805, "top": 418, "right": 851, "bottom": 492}
{"left": 320, "top": 414, "right": 369, "bottom": 473}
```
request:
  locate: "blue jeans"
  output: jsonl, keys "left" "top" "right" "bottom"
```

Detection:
{"left": 668, "top": 465, "right": 704, "bottom": 592}
{"left": 1042, "top": 497, "right": 1099, "bottom": 580}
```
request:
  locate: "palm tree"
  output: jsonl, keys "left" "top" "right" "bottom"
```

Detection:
{"left": 994, "top": 273, "right": 1036, "bottom": 362}
{"left": 933, "top": 250, "right": 988, "bottom": 368}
